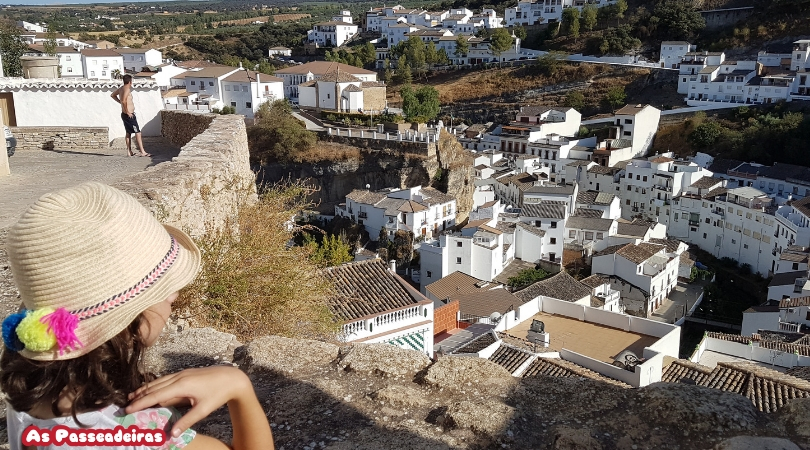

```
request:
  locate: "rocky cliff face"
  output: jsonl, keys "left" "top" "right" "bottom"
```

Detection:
{"left": 141, "top": 326, "right": 810, "bottom": 450}
{"left": 257, "top": 132, "right": 474, "bottom": 223}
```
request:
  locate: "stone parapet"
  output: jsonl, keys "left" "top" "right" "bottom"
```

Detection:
{"left": 10, "top": 126, "right": 108, "bottom": 152}
{"left": 114, "top": 111, "right": 257, "bottom": 237}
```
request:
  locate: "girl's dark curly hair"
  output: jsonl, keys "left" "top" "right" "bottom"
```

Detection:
{"left": 0, "top": 313, "right": 155, "bottom": 422}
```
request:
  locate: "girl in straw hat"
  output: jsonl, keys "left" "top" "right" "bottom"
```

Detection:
{"left": 0, "top": 182, "right": 273, "bottom": 450}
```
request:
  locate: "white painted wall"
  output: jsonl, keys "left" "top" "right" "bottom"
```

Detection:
{"left": 741, "top": 310, "right": 780, "bottom": 336}
{"left": 5, "top": 81, "right": 163, "bottom": 140}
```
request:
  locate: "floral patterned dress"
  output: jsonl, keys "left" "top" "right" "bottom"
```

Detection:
{"left": 6, "top": 403, "right": 196, "bottom": 450}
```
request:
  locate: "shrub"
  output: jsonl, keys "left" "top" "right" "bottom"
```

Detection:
{"left": 248, "top": 99, "right": 317, "bottom": 164}
{"left": 177, "top": 182, "right": 340, "bottom": 341}
{"left": 508, "top": 268, "right": 550, "bottom": 289}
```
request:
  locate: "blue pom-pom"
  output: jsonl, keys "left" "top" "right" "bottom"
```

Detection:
{"left": 2, "top": 311, "right": 28, "bottom": 352}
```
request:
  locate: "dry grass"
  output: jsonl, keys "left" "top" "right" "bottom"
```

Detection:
{"left": 213, "top": 16, "right": 270, "bottom": 27}
{"left": 177, "top": 182, "right": 340, "bottom": 342}
{"left": 273, "top": 13, "right": 311, "bottom": 22}
{"left": 298, "top": 141, "right": 361, "bottom": 163}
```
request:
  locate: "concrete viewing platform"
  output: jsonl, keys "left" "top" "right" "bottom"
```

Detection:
{"left": 0, "top": 137, "right": 180, "bottom": 229}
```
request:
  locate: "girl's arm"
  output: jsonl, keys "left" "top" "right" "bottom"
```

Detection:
{"left": 126, "top": 366, "right": 274, "bottom": 450}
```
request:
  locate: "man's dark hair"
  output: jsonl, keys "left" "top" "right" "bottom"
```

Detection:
{"left": 122, "top": 74, "right": 132, "bottom": 84}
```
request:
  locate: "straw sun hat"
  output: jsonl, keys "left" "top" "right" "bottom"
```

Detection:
{"left": 3, "top": 182, "right": 201, "bottom": 361}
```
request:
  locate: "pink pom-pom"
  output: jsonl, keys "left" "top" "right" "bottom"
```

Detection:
{"left": 41, "top": 308, "right": 83, "bottom": 355}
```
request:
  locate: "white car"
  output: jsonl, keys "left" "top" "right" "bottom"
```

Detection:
{"left": 5, "top": 125, "right": 15, "bottom": 157}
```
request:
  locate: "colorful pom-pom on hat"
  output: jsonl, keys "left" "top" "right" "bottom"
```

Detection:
{"left": 16, "top": 308, "right": 57, "bottom": 352}
{"left": 2, "top": 311, "right": 28, "bottom": 352}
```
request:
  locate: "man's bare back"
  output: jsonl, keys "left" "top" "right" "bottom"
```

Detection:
{"left": 112, "top": 84, "right": 135, "bottom": 117}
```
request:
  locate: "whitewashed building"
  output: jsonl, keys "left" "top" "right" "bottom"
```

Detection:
{"left": 221, "top": 70, "right": 284, "bottom": 118}
{"left": 326, "top": 258, "right": 434, "bottom": 356}
{"left": 80, "top": 49, "right": 124, "bottom": 80}
{"left": 274, "top": 61, "right": 377, "bottom": 101}
{"left": 115, "top": 48, "right": 162, "bottom": 73}
{"left": 660, "top": 41, "right": 695, "bottom": 68}
{"left": 184, "top": 65, "right": 241, "bottom": 110}
{"left": 308, "top": 21, "right": 358, "bottom": 47}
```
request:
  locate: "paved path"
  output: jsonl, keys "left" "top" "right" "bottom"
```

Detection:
{"left": 650, "top": 280, "right": 708, "bottom": 324}
{"left": 0, "top": 137, "right": 180, "bottom": 229}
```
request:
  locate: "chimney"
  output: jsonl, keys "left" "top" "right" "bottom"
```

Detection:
{"left": 238, "top": 61, "right": 243, "bottom": 69}
{"left": 256, "top": 72, "right": 260, "bottom": 83}
{"left": 389, "top": 260, "right": 397, "bottom": 272}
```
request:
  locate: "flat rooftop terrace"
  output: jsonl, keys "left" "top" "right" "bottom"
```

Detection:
{"left": 508, "top": 312, "right": 659, "bottom": 363}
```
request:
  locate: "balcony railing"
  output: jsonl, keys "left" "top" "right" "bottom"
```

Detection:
{"left": 779, "top": 321, "right": 800, "bottom": 333}
{"left": 374, "top": 306, "right": 420, "bottom": 327}
{"left": 358, "top": 211, "right": 368, "bottom": 218}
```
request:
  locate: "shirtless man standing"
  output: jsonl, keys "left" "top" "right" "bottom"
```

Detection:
{"left": 111, "top": 74, "right": 151, "bottom": 157}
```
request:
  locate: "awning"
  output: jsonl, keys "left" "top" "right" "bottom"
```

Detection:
{"left": 385, "top": 330, "right": 425, "bottom": 352}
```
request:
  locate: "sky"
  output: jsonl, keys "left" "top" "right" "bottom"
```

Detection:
{"left": 6, "top": 0, "right": 193, "bottom": 5}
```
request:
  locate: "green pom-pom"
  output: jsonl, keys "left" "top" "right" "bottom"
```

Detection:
{"left": 16, "top": 308, "right": 56, "bottom": 352}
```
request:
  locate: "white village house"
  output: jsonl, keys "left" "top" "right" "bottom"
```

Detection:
{"left": 80, "top": 49, "right": 124, "bottom": 81}
{"left": 221, "top": 70, "right": 284, "bottom": 118}
{"left": 115, "top": 48, "right": 163, "bottom": 73}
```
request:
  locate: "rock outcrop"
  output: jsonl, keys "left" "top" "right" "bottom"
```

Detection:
{"left": 134, "top": 327, "right": 810, "bottom": 450}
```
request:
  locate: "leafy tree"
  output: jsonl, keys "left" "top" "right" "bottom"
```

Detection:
{"left": 383, "top": 58, "right": 393, "bottom": 84}
{"left": 651, "top": 0, "right": 705, "bottom": 40}
{"left": 514, "top": 26, "right": 528, "bottom": 42}
{"left": 688, "top": 121, "right": 723, "bottom": 149}
{"left": 535, "top": 50, "right": 566, "bottom": 77}
{"left": 305, "top": 233, "right": 354, "bottom": 267}
{"left": 615, "top": 0, "right": 628, "bottom": 25}
{"left": 602, "top": 86, "right": 626, "bottom": 112}
{"left": 401, "top": 85, "right": 441, "bottom": 122}
{"left": 247, "top": 99, "right": 317, "bottom": 164}
{"left": 508, "top": 268, "right": 549, "bottom": 289}
{"left": 582, "top": 4, "right": 598, "bottom": 31}
{"left": 378, "top": 228, "right": 390, "bottom": 249}
{"left": 43, "top": 31, "right": 58, "bottom": 56}
{"left": 489, "top": 28, "right": 513, "bottom": 65}
{"left": 396, "top": 55, "right": 412, "bottom": 84}
{"left": 425, "top": 41, "right": 438, "bottom": 67}
{"left": 454, "top": 35, "right": 469, "bottom": 60}
{"left": 587, "top": 25, "right": 641, "bottom": 55}
{"left": 392, "top": 230, "right": 414, "bottom": 267}
{"left": 436, "top": 48, "right": 450, "bottom": 65}
{"left": 562, "top": 8, "right": 580, "bottom": 37}
{"left": 564, "top": 91, "right": 586, "bottom": 110}
{"left": 0, "top": 25, "right": 29, "bottom": 77}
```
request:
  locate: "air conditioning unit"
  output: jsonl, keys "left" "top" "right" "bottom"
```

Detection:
{"left": 526, "top": 319, "right": 549, "bottom": 348}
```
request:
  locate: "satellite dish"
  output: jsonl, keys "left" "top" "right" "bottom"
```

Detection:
{"left": 489, "top": 312, "right": 502, "bottom": 323}
{"left": 366, "top": 184, "right": 371, "bottom": 189}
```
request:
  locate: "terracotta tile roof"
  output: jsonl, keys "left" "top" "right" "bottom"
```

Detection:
{"left": 587, "top": 165, "right": 618, "bottom": 175}
{"left": 426, "top": 271, "right": 491, "bottom": 300}
{"left": 513, "top": 271, "right": 592, "bottom": 303}
{"left": 524, "top": 184, "right": 576, "bottom": 195}
{"left": 592, "top": 244, "right": 627, "bottom": 258}
{"left": 275, "top": 61, "right": 376, "bottom": 76}
{"left": 649, "top": 238, "right": 684, "bottom": 253}
{"left": 616, "top": 243, "right": 664, "bottom": 264}
{"left": 616, "top": 221, "right": 651, "bottom": 238}
{"left": 787, "top": 366, "right": 810, "bottom": 382}
{"left": 650, "top": 156, "right": 673, "bottom": 163}
{"left": 488, "top": 344, "right": 533, "bottom": 374}
{"left": 580, "top": 274, "right": 609, "bottom": 289}
{"left": 574, "top": 208, "right": 604, "bottom": 218}
{"left": 420, "top": 187, "right": 455, "bottom": 205}
{"left": 702, "top": 186, "right": 728, "bottom": 199}
{"left": 690, "top": 176, "right": 722, "bottom": 189}
{"left": 515, "top": 221, "right": 545, "bottom": 238}
{"left": 702, "top": 362, "right": 810, "bottom": 412}
{"left": 521, "top": 201, "right": 566, "bottom": 219}
{"left": 449, "top": 288, "right": 522, "bottom": 318}
{"left": 361, "top": 81, "right": 386, "bottom": 88}
{"left": 576, "top": 191, "right": 615, "bottom": 205}
{"left": 320, "top": 70, "right": 362, "bottom": 83}
{"left": 791, "top": 196, "right": 810, "bottom": 219}
{"left": 186, "top": 66, "right": 239, "bottom": 78}
{"left": 565, "top": 216, "right": 613, "bottom": 232}
{"left": 80, "top": 49, "right": 122, "bottom": 57}
{"left": 521, "top": 357, "right": 631, "bottom": 388}
{"left": 661, "top": 359, "right": 713, "bottom": 385}
{"left": 779, "top": 296, "right": 810, "bottom": 308}
{"left": 497, "top": 172, "right": 538, "bottom": 191}
{"left": 224, "top": 70, "right": 283, "bottom": 83}
{"left": 477, "top": 224, "right": 503, "bottom": 235}
{"left": 779, "top": 251, "right": 809, "bottom": 263}
{"left": 566, "top": 160, "right": 593, "bottom": 167}
{"left": 463, "top": 218, "right": 491, "bottom": 229}
{"left": 705, "top": 331, "right": 754, "bottom": 343}
{"left": 324, "top": 259, "right": 425, "bottom": 321}
{"left": 346, "top": 189, "right": 388, "bottom": 204}
{"left": 453, "top": 331, "right": 497, "bottom": 354}
{"left": 398, "top": 199, "right": 428, "bottom": 213}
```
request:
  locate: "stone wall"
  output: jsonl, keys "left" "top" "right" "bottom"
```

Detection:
{"left": 113, "top": 110, "right": 257, "bottom": 238}
{"left": 10, "top": 126, "right": 108, "bottom": 152}
{"left": 159, "top": 110, "right": 216, "bottom": 148}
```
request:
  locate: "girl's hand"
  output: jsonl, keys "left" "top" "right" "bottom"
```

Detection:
{"left": 126, "top": 366, "right": 252, "bottom": 438}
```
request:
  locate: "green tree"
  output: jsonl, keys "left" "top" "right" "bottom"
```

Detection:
{"left": 564, "top": 91, "right": 586, "bottom": 110}
{"left": 508, "top": 268, "right": 549, "bottom": 289}
{"left": 425, "top": 40, "right": 438, "bottom": 68}
{"left": 436, "top": 48, "right": 450, "bottom": 65}
{"left": 396, "top": 55, "right": 412, "bottom": 84}
{"left": 454, "top": 35, "right": 469, "bottom": 60}
{"left": 651, "top": 0, "right": 706, "bottom": 40}
{"left": 43, "top": 31, "right": 58, "bottom": 56}
{"left": 306, "top": 233, "right": 354, "bottom": 267}
{"left": 383, "top": 58, "right": 393, "bottom": 84}
{"left": 535, "top": 50, "right": 567, "bottom": 77}
{"left": 602, "top": 86, "right": 626, "bottom": 112}
{"left": 615, "top": 0, "right": 628, "bottom": 25}
{"left": 582, "top": 4, "right": 598, "bottom": 31}
{"left": 247, "top": 99, "right": 317, "bottom": 163}
{"left": 400, "top": 85, "right": 441, "bottom": 122}
{"left": 0, "top": 25, "right": 29, "bottom": 77}
{"left": 489, "top": 28, "right": 513, "bottom": 65}
{"left": 514, "top": 26, "right": 528, "bottom": 42}
{"left": 562, "top": 8, "right": 580, "bottom": 37}
{"left": 688, "top": 121, "right": 723, "bottom": 149}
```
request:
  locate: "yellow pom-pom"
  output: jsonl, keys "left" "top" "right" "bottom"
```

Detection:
{"left": 16, "top": 308, "right": 56, "bottom": 352}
